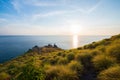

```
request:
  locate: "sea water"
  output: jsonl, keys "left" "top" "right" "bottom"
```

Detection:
{"left": 0, "top": 35, "right": 110, "bottom": 63}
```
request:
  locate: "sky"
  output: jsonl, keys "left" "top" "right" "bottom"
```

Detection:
{"left": 0, "top": 0, "right": 120, "bottom": 35}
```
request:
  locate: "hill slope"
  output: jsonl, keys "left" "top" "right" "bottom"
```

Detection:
{"left": 0, "top": 34, "right": 120, "bottom": 80}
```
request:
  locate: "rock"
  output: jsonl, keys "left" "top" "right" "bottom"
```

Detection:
{"left": 30, "top": 44, "right": 62, "bottom": 54}
{"left": 53, "top": 44, "right": 58, "bottom": 48}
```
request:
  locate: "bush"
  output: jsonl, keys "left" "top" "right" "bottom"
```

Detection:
{"left": 98, "top": 66, "right": 120, "bottom": 80}
{"left": 49, "top": 58, "right": 57, "bottom": 65}
{"left": 45, "top": 65, "right": 79, "bottom": 80}
{"left": 67, "top": 53, "right": 75, "bottom": 62}
{"left": 7, "top": 64, "right": 19, "bottom": 75}
{"left": 92, "top": 54, "right": 116, "bottom": 71}
{"left": 97, "top": 45, "right": 106, "bottom": 52}
{"left": 0, "top": 72, "right": 10, "bottom": 80}
{"left": 90, "top": 49, "right": 101, "bottom": 56}
{"left": 107, "top": 44, "right": 120, "bottom": 62}
{"left": 68, "top": 61, "right": 83, "bottom": 77}
{"left": 58, "top": 58, "right": 68, "bottom": 65}
{"left": 75, "top": 53, "right": 92, "bottom": 67}
{"left": 17, "top": 63, "right": 45, "bottom": 80}
{"left": 68, "top": 61, "right": 83, "bottom": 71}
{"left": 75, "top": 54, "right": 81, "bottom": 62}
{"left": 57, "top": 52, "right": 66, "bottom": 57}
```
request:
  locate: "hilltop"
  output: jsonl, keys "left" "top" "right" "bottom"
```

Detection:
{"left": 0, "top": 34, "right": 120, "bottom": 80}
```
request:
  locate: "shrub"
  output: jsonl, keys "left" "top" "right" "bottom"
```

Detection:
{"left": 17, "top": 63, "right": 45, "bottom": 80}
{"left": 75, "top": 53, "right": 92, "bottom": 67}
{"left": 107, "top": 44, "right": 120, "bottom": 62}
{"left": 0, "top": 72, "right": 10, "bottom": 80}
{"left": 98, "top": 66, "right": 120, "bottom": 80}
{"left": 45, "top": 65, "right": 79, "bottom": 80}
{"left": 7, "top": 63, "right": 21, "bottom": 75}
{"left": 57, "top": 52, "right": 66, "bottom": 57}
{"left": 75, "top": 54, "right": 81, "bottom": 62}
{"left": 40, "top": 56, "right": 45, "bottom": 60}
{"left": 111, "top": 34, "right": 120, "bottom": 40}
{"left": 90, "top": 49, "right": 101, "bottom": 56}
{"left": 92, "top": 54, "right": 116, "bottom": 71}
{"left": 68, "top": 61, "right": 83, "bottom": 77}
{"left": 49, "top": 58, "right": 57, "bottom": 65}
{"left": 97, "top": 45, "right": 106, "bottom": 52}
{"left": 67, "top": 53, "right": 75, "bottom": 62}
{"left": 58, "top": 58, "right": 68, "bottom": 65}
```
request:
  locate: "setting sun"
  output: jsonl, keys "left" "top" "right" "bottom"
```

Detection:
{"left": 68, "top": 20, "right": 82, "bottom": 35}
{"left": 71, "top": 25, "right": 80, "bottom": 35}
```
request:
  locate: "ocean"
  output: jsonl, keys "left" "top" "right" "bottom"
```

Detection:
{"left": 0, "top": 35, "right": 110, "bottom": 63}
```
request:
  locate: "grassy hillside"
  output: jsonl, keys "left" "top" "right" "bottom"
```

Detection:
{"left": 0, "top": 34, "right": 120, "bottom": 80}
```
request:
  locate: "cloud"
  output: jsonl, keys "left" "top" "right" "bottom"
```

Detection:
{"left": 11, "top": 0, "right": 61, "bottom": 14}
{"left": 85, "top": 0, "right": 102, "bottom": 14}
{"left": 11, "top": 0, "right": 102, "bottom": 17}
{"left": 24, "top": 0, "right": 59, "bottom": 6}
{"left": 69, "top": 0, "right": 102, "bottom": 14}
{"left": 0, "top": 18, "right": 8, "bottom": 23}
{"left": 32, "top": 10, "right": 67, "bottom": 20}
{"left": 32, "top": 0, "right": 102, "bottom": 19}
{"left": 11, "top": 0, "right": 22, "bottom": 13}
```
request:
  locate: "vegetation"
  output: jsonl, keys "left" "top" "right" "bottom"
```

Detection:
{"left": 0, "top": 34, "right": 120, "bottom": 80}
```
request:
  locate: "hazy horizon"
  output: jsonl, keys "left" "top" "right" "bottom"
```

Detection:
{"left": 0, "top": 34, "right": 113, "bottom": 36}
{"left": 0, "top": 0, "right": 120, "bottom": 35}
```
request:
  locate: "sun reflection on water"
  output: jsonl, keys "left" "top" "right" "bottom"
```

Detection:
{"left": 73, "top": 35, "right": 78, "bottom": 48}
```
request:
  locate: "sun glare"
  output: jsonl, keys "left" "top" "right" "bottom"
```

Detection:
{"left": 73, "top": 35, "right": 78, "bottom": 48}
{"left": 71, "top": 25, "right": 80, "bottom": 35}
{"left": 69, "top": 21, "right": 82, "bottom": 35}
{"left": 68, "top": 20, "right": 81, "bottom": 48}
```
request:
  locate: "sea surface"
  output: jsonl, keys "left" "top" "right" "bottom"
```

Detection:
{"left": 0, "top": 35, "right": 110, "bottom": 63}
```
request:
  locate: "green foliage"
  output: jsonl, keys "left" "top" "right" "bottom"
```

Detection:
{"left": 57, "top": 52, "right": 66, "bottom": 57}
{"left": 83, "top": 39, "right": 111, "bottom": 49}
{"left": 7, "top": 63, "right": 21, "bottom": 76}
{"left": 0, "top": 72, "right": 10, "bottom": 80}
{"left": 92, "top": 54, "right": 116, "bottom": 71}
{"left": 45, "top": 65, "right": 79, "bottom": 80}
{"left": 98, "top": 66, "right": 120, "bottom": 80}
{"left": 68, "top": 61, "right": 83, "bottom": 71}
{"left": 75, "top": 53, "right": 92, "bottom": 67}
{"left": 58, "top": 57, "right": 68, "bottom": 65}
{"left": 97, "top": 45, "right": 106, "bottom": 52}
{"left": 107, "top": 44, "right": 120, "bottom": 62}
{"left": 17, "top": 63, "right": 45, "bottom": 80}
{"left": 68, "top": 61, "right": 83, "bottom": 77}
{"left": 67, "top": 53, "right": 75, "bottom": 62}
{"left": 49, "top": 58, "right": 57, "bottom": 65}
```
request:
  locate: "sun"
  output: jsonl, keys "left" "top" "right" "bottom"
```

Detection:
{"left": 66, "top": 19, "right": 82, "bottom": 35}
{"left": 70, "top": 23, "right": 81, "bottom": 35}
